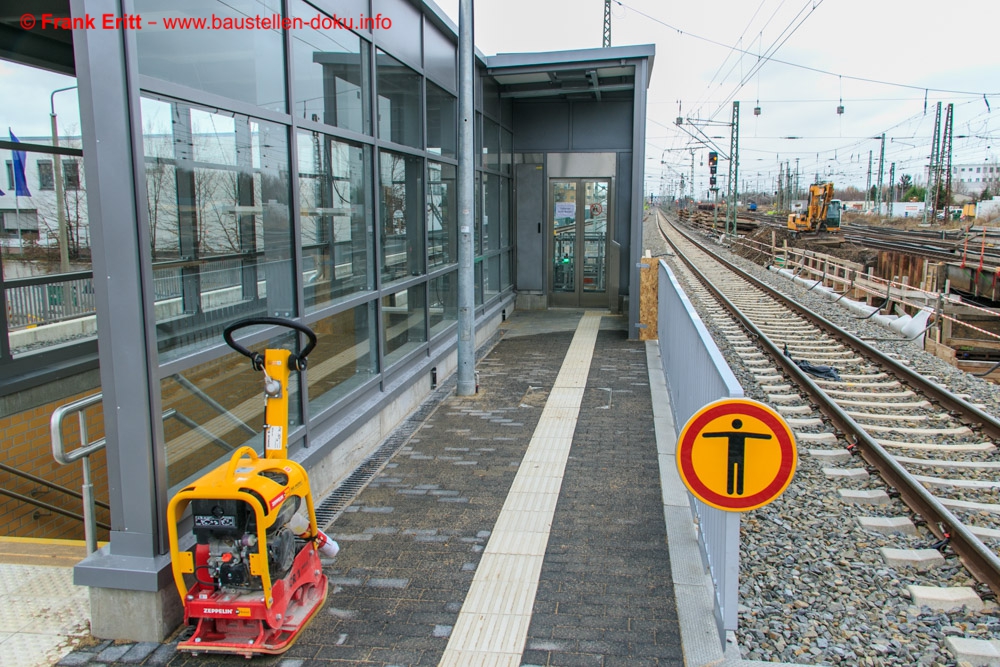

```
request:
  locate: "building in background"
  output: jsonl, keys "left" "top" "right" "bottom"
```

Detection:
{"left": 0, "top": 0, "right": 651, "bottom": 641}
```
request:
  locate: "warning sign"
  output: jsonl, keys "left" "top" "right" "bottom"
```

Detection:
{"left": 677, "top": 398, "right": 796, "bottom": 512}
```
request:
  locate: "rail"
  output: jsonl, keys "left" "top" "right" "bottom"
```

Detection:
{"left": 662, "top": 213, "right": 1000, "bottom": 598}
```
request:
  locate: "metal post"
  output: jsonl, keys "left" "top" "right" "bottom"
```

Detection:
{"left": 51, "top": 86, "right": 77, "bottom": 313}
{"left": 77, "top": 410, "right": 97, "bottom": 554}
{"left": 924, "top": 102, "right": 942, "bottom": 225}
{"left": 876, "top": 134, "right": 885, "bottom": 217}
{"left": 726, "top": 102, "right": 740, "bottom": 237}
{"left": 865, "top": 150, "right": 872, "bottom": 212}
{"left": 887, "top": 162, "right": 896, "bottom": 216}
{"left": 457, "top": 0, "right": 476, "bottom": 396}
{"left": 602, "top": 0, "right": 611, "bottom": 48}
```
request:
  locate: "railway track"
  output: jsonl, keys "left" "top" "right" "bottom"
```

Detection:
{"left": 651, "top": 208, "right": 1000, "bottom": 664}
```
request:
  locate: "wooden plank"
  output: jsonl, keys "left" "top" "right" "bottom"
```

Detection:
{"left": 639, "top": 260, "right": 658, "bottom": 341}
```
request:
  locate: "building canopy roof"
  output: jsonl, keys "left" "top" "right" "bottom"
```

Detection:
{"left": 486, "top": 45, "right": 654, "bottom": 101}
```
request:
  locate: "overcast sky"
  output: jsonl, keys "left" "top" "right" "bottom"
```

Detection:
{"left": 3, "top": 0, "right": 998, "bottom": 198}
{"left": 436, "top": 0, "right": 1000, "bottom": 197}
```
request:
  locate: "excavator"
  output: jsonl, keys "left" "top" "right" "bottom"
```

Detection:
{"left": 787, "top": 182, "right": 843, "bottom": 234}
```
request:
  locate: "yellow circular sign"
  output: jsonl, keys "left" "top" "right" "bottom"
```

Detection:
{"left": 677, "top": 398, "right": 797, "bottom": 512}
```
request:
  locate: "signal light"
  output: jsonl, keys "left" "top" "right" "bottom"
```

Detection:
{"left": 708, "top": 152, "right": 718, "bottom": 175}
{"left": 710, "top": 176, "right": 717, "bottom": 186}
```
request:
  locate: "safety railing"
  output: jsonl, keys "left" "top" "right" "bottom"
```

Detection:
{"left": 50, "top": 392, "right": 106, "bottom": 554}
{"left": 5, "top": 270, "right": 97, "bottom": 329}
{"left": 658, "top": 260, "right": 743, "bottom": 644}
{"left": 49, "top": 390, "right": 244, "bottom": 555}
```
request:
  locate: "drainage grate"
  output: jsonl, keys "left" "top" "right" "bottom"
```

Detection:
{"left": 312, "top": 329, "right": 504, "bottom": 530}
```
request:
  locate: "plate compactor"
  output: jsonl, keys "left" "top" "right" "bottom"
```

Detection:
{"left": 167, "top": 317, "right": 337, "bottom": 657}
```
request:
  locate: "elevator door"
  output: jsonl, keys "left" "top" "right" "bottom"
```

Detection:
{"left": 549, "top": 179, "right": 610, "bottom": 308}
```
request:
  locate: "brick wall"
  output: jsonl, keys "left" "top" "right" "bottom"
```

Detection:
{"left": 0, "top": 388, "right": 110, "bottom": 540}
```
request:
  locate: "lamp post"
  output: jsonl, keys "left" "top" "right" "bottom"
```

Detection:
{"left": 51, "top": 85, "right": 77, "bottom": 277}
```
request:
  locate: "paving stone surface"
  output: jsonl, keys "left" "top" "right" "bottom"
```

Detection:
{"left": 521, "top": 329, "right": 682, "bottom": 667}
{"left": 58, "top": 313, "right": 681, "bottom": 666}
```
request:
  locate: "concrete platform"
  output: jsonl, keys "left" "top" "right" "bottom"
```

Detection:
{"left": 8, "top": 309, "right": 804, "bottom": 667}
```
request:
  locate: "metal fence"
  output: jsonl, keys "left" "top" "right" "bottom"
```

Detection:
{"left": 4, "top": 257, "right": 252, "bottom": 332}
{"left": 657, "top": 259, "right": 744, "bottom": 642}
{"left": 5, "top": 271, "right": 97, "bottom": 328}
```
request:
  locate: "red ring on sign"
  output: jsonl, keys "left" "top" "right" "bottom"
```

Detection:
{"left": 590, "top": 203, "right": 603, "bottom": 216}
{"left": 677, "top": 400, "right": 796, "bottom": 511}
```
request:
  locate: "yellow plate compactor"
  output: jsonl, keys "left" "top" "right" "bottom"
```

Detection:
{"left": 166, "top": 317, "right": 335, "bottom": 657}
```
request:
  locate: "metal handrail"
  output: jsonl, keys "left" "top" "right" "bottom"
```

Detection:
{"left": 49, "top": 393, "right": 241, "bottom": 554}
{"left": 50, "top": 393, "right": 106, "bottom": 554}
{"left": 0, "top": 461, "right": 109, "bottom": 511}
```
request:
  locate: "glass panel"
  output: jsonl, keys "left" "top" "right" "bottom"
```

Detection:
{"left": 474, "top": 172, "right": 482, "bottom": 255}
{"left": 483, "top": 117, "right": 499, "bottom": 171}
{"left": 297, "top": 131, "right": 372, "bottom": 312}
{"left": 500, "top": 250, "right": 512, "bottom": 289}
{"left": 475, "top": 113, "right": 482, "bottom": 167}
{"left": 373, "top": 0, "right": 422, "bottom": 64}
{"left": 485, "top": 254, "right": 500, "bottom": 302}
{"left": 474, "top": 261, "right": 483, "bottom": 306}
{"left": 135, "top": 0, "right": 286, "bottom": 113}
{"left": 424, "top": 21, "right": 457, "bottom": 89}
{"left": 499, "top": 177, "right": 510, "bottom": 248}
{"left": 307, "top": 301, "right": 378, "bottom": 416}
{"left": 141, "top": 97, "right": 295, "bottom": 362}
{"left": 483, "top": 77, "right": 501, "bottom": 121}
{"left": 376, "top": 50, "right": 422, "bottom": 149}
{"left": 501, "top": 129, "right": 512, "bottom": 175}
{"left": 583, "top": 181, "right": 608, "bottom": 293}
{"left": 382, "top": 285, "right": 426, "bottom": 366}
{"left": 290, "top": 0, "right": 369, "bottom": 135}
{"left": 426, "top": 82, "right": 457, "bottom": 158}
{"left": 1, "top": 157, "right": 94, "bottom": 354}
{"left": 552, "top": 182, "right": 576, "bottom": 293}
{"left": 484, "top": 174, "right": 500, "bottom": 251}
{"left": 428, "top": 271, "right": 458, "bottom": 337}
{"left": 427, "top": 162, "right": 456, "bottom": 268}
{"left": 162, "top": 331, "right": 301, "bottom": 489}
{"left": 379, "top": 151, "right": 424, "bottom": 284}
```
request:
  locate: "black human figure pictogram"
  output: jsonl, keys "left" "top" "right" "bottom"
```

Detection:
{"left": 702, "top": 419, "right": 772, "bottom": 495}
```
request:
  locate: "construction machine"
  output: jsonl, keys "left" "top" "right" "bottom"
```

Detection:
{"left": 166, "top": 317, "right": 336, "bottom": 657}
{"left": 787, "top": 182, "right": 842, "bottom": 234}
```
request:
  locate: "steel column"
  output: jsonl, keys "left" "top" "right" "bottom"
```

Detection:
{"left": 457, "top": 0, "right": 476, "bottom": 395}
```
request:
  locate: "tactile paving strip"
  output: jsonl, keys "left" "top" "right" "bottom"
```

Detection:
{"left": 439, "top": 312, "right": 602, "bottom": 666}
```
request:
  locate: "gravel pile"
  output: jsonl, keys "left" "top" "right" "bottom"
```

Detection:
{"left": 644, "top": 213, "right": 1000, "bottom": 666}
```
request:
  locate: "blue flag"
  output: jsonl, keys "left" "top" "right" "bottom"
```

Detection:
{"left": 9, "top": 129, "right": 31, "bottom": 197}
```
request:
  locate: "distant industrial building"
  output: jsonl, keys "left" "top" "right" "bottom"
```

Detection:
{"left": 952, "top": 162, "right": 1000, "bottom": 195}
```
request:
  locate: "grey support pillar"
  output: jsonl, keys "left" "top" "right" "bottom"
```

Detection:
{"left": 457, "top": 0, "right": 476, "bottom": 395}
{"left": 70, "top": 0, "right": 181, "bottom": 642}
{"left": 628, "top": 57, "right": 649, "bottom": 338}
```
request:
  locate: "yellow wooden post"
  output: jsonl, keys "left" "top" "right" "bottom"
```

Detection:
{"left": 639, "top": 254, "right": 658, "bottom": 340}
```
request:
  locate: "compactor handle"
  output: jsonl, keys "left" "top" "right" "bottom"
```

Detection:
{"left": 224, "top": 446, "right": 259, "bottom": 481}
{"left": 223, "top": 317, "right": 318, "bottom": 371}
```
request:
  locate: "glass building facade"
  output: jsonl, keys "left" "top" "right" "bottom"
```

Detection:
{"left": 0, "top": 0, "right": 651, "bottom": 639}
{"left": 127, "top": 0, "right": 514, "bottom": 490}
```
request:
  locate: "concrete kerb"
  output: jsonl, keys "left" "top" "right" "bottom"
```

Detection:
{"left": 645, "top": 340, "right": 806, "bottom": 667}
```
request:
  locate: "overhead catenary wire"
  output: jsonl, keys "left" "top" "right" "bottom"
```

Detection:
{"left": 614, "top": 0, "right": 1000, "bottom": 98}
